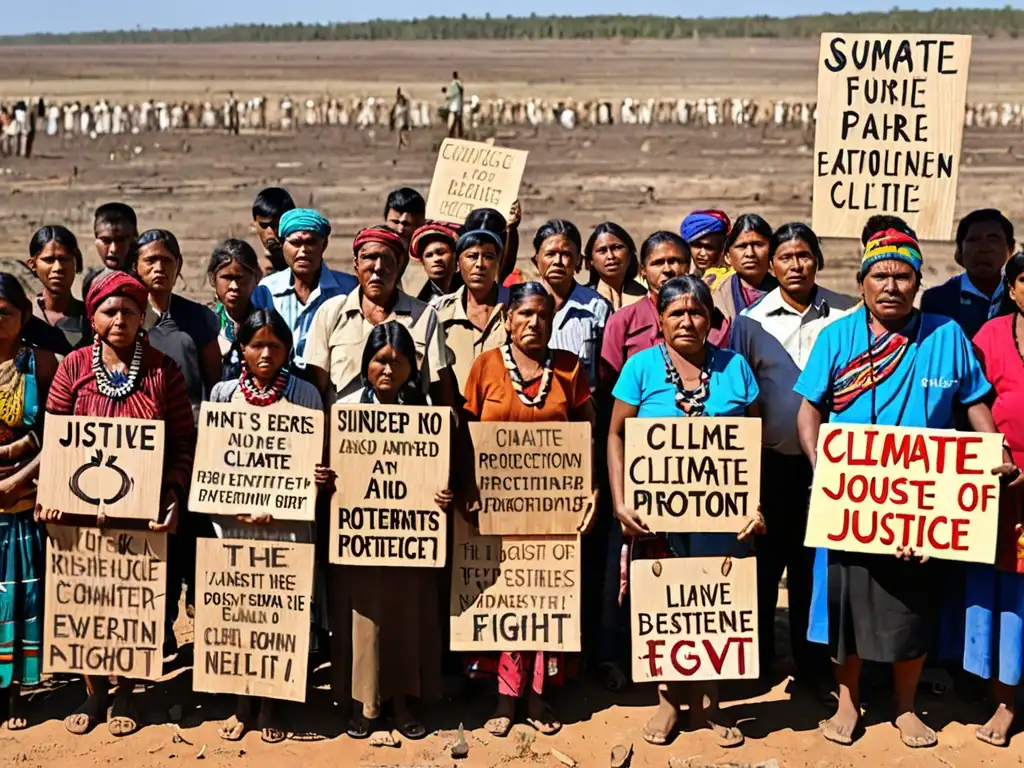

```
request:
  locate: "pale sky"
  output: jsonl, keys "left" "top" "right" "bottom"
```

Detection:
{"left": 5, "top": 1, "right": 1022, "bottom": 36}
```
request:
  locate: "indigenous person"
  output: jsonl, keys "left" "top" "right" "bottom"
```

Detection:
{"left": 41, "top": 271, "right": 195, "bottom": 737}
{"left": 0, "top": 275, "right": 57, "bottom": 731}
{"left": 207, "top": 239, "right": 261, "bottom": 381}
{"left": 583, "top": 222, "right": 646, "bottom": 310}
{"left": 963, "top": 251, "right": 1024, "bottom": 747}
{"left": 607, "top": 275, "right": 763, "bottom": 748}
{"left": 92, "top": 202, "right": 138, "bottom": 272}
{"left": 211, "top": 309, "right": 331, "bottom": 744}
{"left": 921, "top": 209, "right": 1015, "bottom": 339}
{"left": 250, "top": 208, "right": 358, "bottom": 368}
{"left": 708, "top": 213, "right": 778, "bottom": 348}
{"left": 27, "top": 225, "right": 86, "bottom": 352}
{"left": 251, "top": 187, "right": 296, "bottom": 276}
{"left": 332, "top": 321, "right": 449, "bottom": 741}
{"left": 533, "top": 220, "right": 612, "bottom": 391}
{"left": 446, "top": 71, "right": 464, "bottom": 139}
{"left": 465, "top": 205, "right": 521, "bottom": 286}
{"left": 729, "top": 223, "right": 857, "bottom": 683}
{"left": 304, "top": 225, "right": 453, "bottom": 405}
{"left": 431, "top": 228, "right": 509, "bottom": 393}
{"left": 384, "top": 187, "right": 427, "bottom": 258}
{"left": 680, "top": 209, "right": 731, "bottom": 287}
{"left": 462, "top": 282, "right": 596, "bottom": 737}
{"left": 795, "top": 229, "right": 1019, "bottom": 749}
{"left": 406, "top": 220, "right": 462, "bottom": 302}
{"left": 391, "top": 87, "right": 411, "bottom": 151}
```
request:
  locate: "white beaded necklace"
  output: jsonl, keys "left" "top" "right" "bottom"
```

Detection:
{"left": 91, "top": 336, "right": 144, "bottom": 401}
{"left": 502, "top": 343, "right": 554, "bottom": 407}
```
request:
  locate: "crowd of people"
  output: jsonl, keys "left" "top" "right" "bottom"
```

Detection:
{"left": 0, "top": 184, "right": 1022, "bottom": 755}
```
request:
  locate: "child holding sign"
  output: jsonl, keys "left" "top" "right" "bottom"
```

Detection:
{"left": 208, "top": 309, "right": 333, "bottom": 743}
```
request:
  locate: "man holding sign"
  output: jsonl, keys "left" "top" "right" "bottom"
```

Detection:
{"left": 795, "top": 227, "right": 1021, "bottom": 749}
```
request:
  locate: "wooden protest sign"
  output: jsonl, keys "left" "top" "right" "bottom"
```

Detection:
{"left": 330, "top": 404, "right": 451, "bottom": 567}
{"left": 425, "top": 138, "right": 529, "bottom": 223}
{"left": 38, "top": 416, "right": 165, "bottom": 520}
{"left": 450, "top": 516, "right": 581, "bottom": 652}
{"left": 805, "top": 424, "right": 1002, "bottom": 563}
{"left": 193, "top": 539, "right": 314, "bottom": 702}
{"left": 624, "top": 418, "right": 761, "bottom": 534}
{"left": 470, "top": 422, "right": 592, "bottom": 536}
{"left": 811, "top": 33, "right": 972, "bottom": 240}
{"left": 44, "top": 527, "right": 166, "bottom": 680}
{"left": 189, "top": 401, "right": 324, "bottom": 522}
{"left": 630, "top": 556, "right": 758, "bottom": 683}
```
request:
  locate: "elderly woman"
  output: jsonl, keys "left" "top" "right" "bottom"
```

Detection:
{"left": 431, "top": 227, "right": 509, "bottom": 393}
{"left": 40, "top": 271, "right": 195, "bottom": 737}
{"left": 406, "top": 220, "right": 463, "bottom": 302}
{"left": 680, "top": 209, "right": 731, "bottom": 288}
{"left": 708, "top": 213, "right": 777, "bottom": 348}
{"left": 0, "top": 274, "right": 58, "bottom": 731}
{"left": 608, "top": 275, "right": 763, "bottom": 748}
{"left": 795, "top": 229, "right": 1019, "bottom": 749}
{"left": 462, "top": 282, "right": 596, "bottom": 736}
{"left": 208, "top": 239, "right": 261, "bottom": 382}
{"left": 532, "top": 220, "right": 612, "bottom": 391}
{"left": 305, "top": 225, "right": 454, "bottom": 406}
{"left": 584, "top": 222, "right": 646, "bottom": 311}
{"left": 27, "top": 225, "right": 86, "bottom": 353}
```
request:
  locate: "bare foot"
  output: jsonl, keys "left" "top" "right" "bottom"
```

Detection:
{"left": 895, "top": 712, "right": 936, "bottom": 748}
{"left": 819, "top": 703, "right": 859, "bottom": 746}
{"left": 6, "top": 684, "right": 26, "bottom": 730}
{"left": 258, "top": 700, "right": 286, "bottom": 743}
{"left": 107, "top": 691, "right": 139, "bottom": 737}
{"left": 484, "top": 694, "right": 515, "bottom": 737}
{"left": 976, "top": 703, "right": 1014, "bottom": 747}
{"left": 642, "top": 698, "right": 677, "bottom": 745}
{"left": 525, "top": 691, "right": 561, "bottom": 735}
{"left": 64, "top": 693, "right": 107, "bottom": 736}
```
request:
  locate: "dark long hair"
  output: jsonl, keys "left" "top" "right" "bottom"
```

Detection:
{"left": 237, "top": 308, "right": 294, "bottom": 356}
{"left": 999, "top": 252, "right": 1024, "bottom": 316}
{"left": 584, "top": 222, "right": 639, "bottom": 286}
{"left": 29, "top": 225, "right": 83, "bottom": 273}
{"left": 725, "top": 214, "right": 773, "bottom": 253}
{"left": 360, "top": 321, "right": 426, "bottom": 404}
{"left": 208, "top": 238, "right": 260, "bottom": 278}
{"left": 129, "top": 229, "right": 183, "bottom": 272}
{"left": 770, "top": 222, "right": 824, "bottom": 269}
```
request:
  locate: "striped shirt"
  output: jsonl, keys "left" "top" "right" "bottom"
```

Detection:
{"left": 251, "top": 266, "right": 358, "bottom": 366}
{"left": 550, "top": 281, "right": 612, "bottom": 391}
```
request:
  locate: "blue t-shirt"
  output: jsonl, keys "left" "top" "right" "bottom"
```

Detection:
{"left": 613, "top": 343, "right": 759, "bottom": 557}
{"left": 794, "top": 306, "right": 991, "bottom": 429}
{"left": 613, "top": 343, "right": 760, "bottom": 418}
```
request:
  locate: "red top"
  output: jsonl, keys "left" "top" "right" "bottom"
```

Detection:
{"left": 46, "top": 343, "right": 197, "bottom": 495}
{"left": 599, "top": 295, "right": 660, "bottom": 376}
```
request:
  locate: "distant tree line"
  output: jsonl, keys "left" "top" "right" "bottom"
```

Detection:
{"left": 4, "top": 9, "right": 1024, "bottom": 45}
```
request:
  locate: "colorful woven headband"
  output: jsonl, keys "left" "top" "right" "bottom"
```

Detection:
{"left": 455, "top": 228, "right": 505, "bottom": 256}
{"left": 86, "top": 270, "right": 148, "bottom": 318}
{"left": 410, "top": 221, "right": 462, "bottom": 261}
{"left": 278, "top": 208, "right": 331, "bottom": 240}
{"left": 860, "top": 229, "right": 923, "bottom": 277}
{"left": 352, "top": 226, "right": 406, "bottom": 258}
{"left": 681, "top": 209, "right": 731, "bottom": 244}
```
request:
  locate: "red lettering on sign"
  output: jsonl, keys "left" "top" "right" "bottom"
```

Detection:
{"left": 822, "top": 428, "right": 844, "bottom": 464}
{"left": 955, "top": 437, "right": 983, "bottom": 475}
{"left": 951, "top": 519, "right": 969, "bottom": 551}
{"left": 643, "top": 640, "right": 665, "bottom": 677}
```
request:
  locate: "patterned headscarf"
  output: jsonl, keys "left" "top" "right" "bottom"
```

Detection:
{"left": 860, "top": 229, "right": 923, "bottom": 278}
{"left": 410, "top": 221, "right": 462, "bottom": 261}
{"left": 681, "top": 209, "right": 731, "bottom": 244}
{"left": 278, "top": 208, "right": 331, "bottom": 240}
{"left": 352, "top": 225, "right": 406, "bottom": 258}
{"left": 86, "top": 270, "right": 148, "bottom": 318}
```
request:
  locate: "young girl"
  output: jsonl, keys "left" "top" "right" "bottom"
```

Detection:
{"left": 207, "top": 239, "right": 261, "bottom": 381}
{"left": 210, "top": 308, "right": 334, "bottom": 743}
{"left": 27, "top": 225, "right": 86, "bottom": 353}
{"left": 332, "top": 321, "right": 452, "bottom": 740}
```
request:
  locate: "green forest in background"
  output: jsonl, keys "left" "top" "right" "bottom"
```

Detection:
{"left": 3, "top": 8, "right": 1024, "bottom": 45}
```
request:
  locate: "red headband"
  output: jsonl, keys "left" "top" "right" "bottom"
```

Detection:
{"left": 410, "top": 221, "right": 462, "bottom": 261}
{"left": 86, "top": 270, "right": 149, "bottom": 318}
{"left": 352, "top": 226, "right": 406, "bottom": 258}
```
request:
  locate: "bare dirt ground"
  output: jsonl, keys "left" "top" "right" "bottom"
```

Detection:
{"left": 0, "top": 38, "right": 1022, "bottom": 768}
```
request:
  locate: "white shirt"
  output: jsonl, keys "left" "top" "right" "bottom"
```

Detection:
{"left": 730, "top": 286, "right": 859, "bottom": 455}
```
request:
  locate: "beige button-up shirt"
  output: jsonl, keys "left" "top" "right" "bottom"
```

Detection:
{"left": 430, "top": 284, "right": 509, "bottom": 393}
{"left": 304, "top": 288, "right": 450, "bottom": 400}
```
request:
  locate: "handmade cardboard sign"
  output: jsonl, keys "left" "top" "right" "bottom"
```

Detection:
{"left": 425, "top": 138, "right": 529, "bottom": 223}
{"left": 44, "top": 527, "right": 167, "bottom": 680}
{"left": 630, "top": 556, "right": 758, "bottom": 683}
{"left": 189, "top": 401, "right": 324, "bottom": 522}
{"left": 39, "top": 416, "right": 165, "bottom": 520}
{"left": 470, "top": 422, "right": 592, "bottom": 536}
{"left": 624, "top": 418, "right": 761, "bottom": 534}
{"left": 330, "top": 404, "right": 451, "bottom": 567}
{"left": 805, "top": 424, "right": 1003, "bottom": 563}
{"left": 193, "top": 539, "right": 314, "bottom": 702}
{"left": 812, "top": 33, "right": 972, "bottom": 240}
{"left": 450, "top": 516, "right": 581, "bottom": 652}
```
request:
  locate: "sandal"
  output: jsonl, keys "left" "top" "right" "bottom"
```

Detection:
{"left": 395, "top": 716, "right": 427, "bottom": 740}
{"left": 107, "top": 703, "right": 139, "bottom": 738}
{"left": 346, "top": 714, "right": 373, "bottom": 739}
{"left": 525, "top": 702, "right": 562, "bottom": 736}
{"left": 484, "top": 715, "right": 512, "bottom": 737}
{"left": 261, "top": 727, "right": 287, "bottom": 744}
{"left": 609, "top": 742, "right": 633, "bottom": 768}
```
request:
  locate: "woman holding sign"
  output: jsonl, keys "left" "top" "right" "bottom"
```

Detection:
{"left": 462, "top": 281, "right": 596, "bottom": 736}
{"left": 331, "top": 321, "right": 452, "bottom": 742}
{"left": 794, "top": 230, "right": 1020, "bottom": 749}
{"left": 606, "top": 274, "right": 763, "bottom": 748}
{"left": 209, "top": 308, "right": 332, "bottom": 744}
{"left": 41, "top": 271, "right": 196, "bottom": 737}
{"left": 0, "top": 274, "right": 58, "bottom": 730}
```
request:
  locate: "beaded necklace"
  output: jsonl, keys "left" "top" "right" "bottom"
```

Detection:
{"left": 239, "top": 363, "right": 289, "bottom": 406}
{"left": 659, "top": 342, "right": 710, "bottom": 416}
{"left": 502, "top": 343, "right": 554, "bottom": 407}
{"left": 92, "top": 335, "right": 144, "bottom": 401}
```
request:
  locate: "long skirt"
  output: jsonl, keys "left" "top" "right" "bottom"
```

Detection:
{"left": 0, "top": 512, "right": 44, "bottom": 687}
{"left": 962, "top": 565, "right": 1024, "bottom": 686}
{"left": 329, "top": 564, "right": 441, "bottom": 719}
